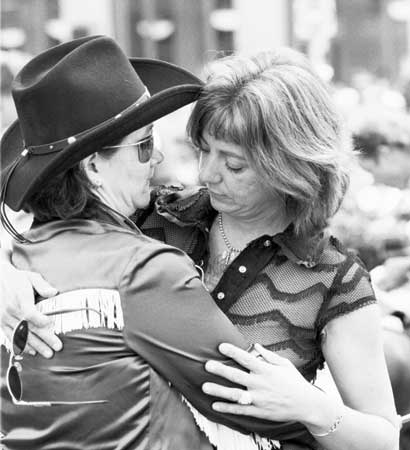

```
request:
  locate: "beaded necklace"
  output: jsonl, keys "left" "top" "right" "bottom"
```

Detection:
{"left": 218, "top": 213, "right": 243, "bottom": 265}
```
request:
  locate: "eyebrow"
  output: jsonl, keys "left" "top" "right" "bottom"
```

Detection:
{"left": 140, "top": 124, "right": 154, "bottom": 137}
{"left": 122, "top": 125, "right": 153, "bottom": 144}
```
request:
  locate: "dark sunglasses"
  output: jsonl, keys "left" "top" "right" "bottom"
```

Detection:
{"left": 103, "top": 135, "right": 154, "bottom": 163}
{"left": 7, "top": 307, "right": 108, "bottom": 407}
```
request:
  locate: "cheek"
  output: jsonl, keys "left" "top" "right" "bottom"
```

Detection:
{"left": 113, "top": 166, "right": 135, "bottom": 194}
{"left": 227, "top": 173, "right": 268, "bottom": 203}
{"left": 128, "top": 163, "right": 151, "bottom": 191}
{"left": 109, "top": 157, "right": 147, "bottom": 196}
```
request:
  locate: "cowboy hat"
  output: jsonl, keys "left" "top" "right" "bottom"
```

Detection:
{"left": 0, "top": 35, "right": 203, "bottom": 211}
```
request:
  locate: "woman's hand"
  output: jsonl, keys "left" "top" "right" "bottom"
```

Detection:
{"left": 203, "top": 343, "right": 324, "bottom": 424}
{"left": 0, "top": 251, "right": 62, "bottom": 357}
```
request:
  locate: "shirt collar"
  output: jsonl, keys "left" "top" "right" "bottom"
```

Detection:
{"left": 270, "top": 225, "right": 327, "bottom": 268}
{"left": 154, "top": 186, "right": 327, "bottom": 268}
{"left": 26, "top": 216, "right": 140, "bottom": 242}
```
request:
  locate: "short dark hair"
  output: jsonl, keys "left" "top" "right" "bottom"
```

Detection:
{"left": 25, "top": 163, "right": 103, "bottom": 222}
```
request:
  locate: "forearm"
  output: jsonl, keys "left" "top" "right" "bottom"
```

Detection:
{"left": 121, "top": 248, "right": 306, "bottom": 439}
{"left": 303, "top": 389, "right": 399, "bottom": 450}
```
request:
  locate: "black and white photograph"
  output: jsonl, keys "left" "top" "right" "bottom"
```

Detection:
{"left": 1, "top": 1, "right": 410, "bottom": 449}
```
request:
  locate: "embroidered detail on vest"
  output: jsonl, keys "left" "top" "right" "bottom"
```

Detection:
{"left": 182, "top": 397, "right": 280, "bottom": 450}
{"left": 0, "top": 289, "right": 123, "bottom": 350}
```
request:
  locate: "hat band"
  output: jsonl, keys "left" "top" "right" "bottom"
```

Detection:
{"left": 23, "top": 88, "right": 150, "bottom": 157}
{"left": 0, "top": 89, "right": 150, "bottom": 243}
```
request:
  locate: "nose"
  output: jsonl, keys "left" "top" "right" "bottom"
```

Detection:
{"left": 151, "top": 149, "right": 164, "bottom": 166}
{"left": 198, "top": 152, "right": 222, "bottom": 185}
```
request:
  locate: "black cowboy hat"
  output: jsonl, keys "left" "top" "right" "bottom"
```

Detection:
{"left": 0, "top": 35, "right": 203, "bottom": 212}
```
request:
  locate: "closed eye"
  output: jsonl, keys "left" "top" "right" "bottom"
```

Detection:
{"left": 226, "top": 164, "right": 244, "bottom": 173}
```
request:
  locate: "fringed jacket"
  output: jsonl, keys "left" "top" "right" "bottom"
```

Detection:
{"left": 1, "top": 216, "right": 309, "bottom": 450}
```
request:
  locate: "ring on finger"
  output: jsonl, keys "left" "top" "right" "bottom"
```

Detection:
{"left": 237, "top": 390, "right": 252, "bottom": 405}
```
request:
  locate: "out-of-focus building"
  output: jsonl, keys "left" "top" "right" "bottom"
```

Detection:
{"left": 3, "top": 0, "right": 410, "bottom": 79}
{"left": 0, "top": 0, "right": 293, "bottom": 135}
{"left": 1, "top": 0, "right": 293, "bottom": 75}
{"left": 332, "top": 0, "right": 408, "bottom": 83}
{"left": 2, "top": 0, "right": 410, "bottom": 129}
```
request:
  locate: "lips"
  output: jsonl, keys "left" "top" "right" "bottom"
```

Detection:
{"left": 208, "top": 190, "right": 227, "bottom": 199}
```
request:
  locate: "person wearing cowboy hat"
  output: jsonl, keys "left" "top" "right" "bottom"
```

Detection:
{"left": 0, "top": 35, "right": 318, "bottom": 450}
{"left": 2, "top": 41, "right": 402, "bottom": 450}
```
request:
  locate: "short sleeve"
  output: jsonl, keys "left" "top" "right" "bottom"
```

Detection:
{"left": 317, "top": 253, "right": 377, "bottom": 332}
{"left": 119, "top": 239, "right": 304, "bottom": 439}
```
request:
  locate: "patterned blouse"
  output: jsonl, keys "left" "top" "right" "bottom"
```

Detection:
{"left": 137, "top": 187, "right": 377, "bottom": 382}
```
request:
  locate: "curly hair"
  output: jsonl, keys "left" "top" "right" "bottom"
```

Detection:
{"left": 187, "top": 49, "right": 356, "bottom": 236}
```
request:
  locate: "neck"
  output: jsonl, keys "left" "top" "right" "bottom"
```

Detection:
{"left": 219, "top": 209, "right": 291, "bottom": 250}
{"left": 94, "top": 188, "right": 133, "bottom": 218}
{"left": 92, "top": 189, "right": 138, "bottom": 230}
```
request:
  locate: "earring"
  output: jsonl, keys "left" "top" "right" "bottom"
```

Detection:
{"left": 91, "top": 177, "right": 103, "bottom": 188}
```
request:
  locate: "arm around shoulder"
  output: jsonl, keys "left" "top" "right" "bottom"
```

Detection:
{"left": 119, "top": 241, "right": 306, "bottom": 439}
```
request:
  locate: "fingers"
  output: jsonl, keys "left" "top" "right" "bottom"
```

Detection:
{"left": 202, "top": 383, "right": 267, "bottom": 418}
{"left": 205, "top": 360, "right": 251, "bottom": 387}
{"left": 8, "top": 296, "right": 63, "bottom": 353}
{"left": 24, "top": 308, "right": 52, "bottom": 329}
{"left": 218, "top": 343, "right": 265, "bottom": 372}
{"left": 25, "top": 271, "right": 58, "bottom": 298}
{"left": 3, "top": 311, "right": 62, "bottom": 357}
{"left": 25, "top": 331, "right": 56, "bottom": 358}
{"left": 3, "top": 321, "right": 57, "bottom": 358}
{"left": 211, "top": 402, "right": 263, "bottom": 418}
{"left": 0, "top": 264, "right": 61, "bottom": 357}
{"left": 28, "top": 323, "right": 63, "bottom": 353}
{"left": 25, "top": 343, "right": 38, "bottom": 356}
{"left": 203, "top": 382, "right": 249, "bottom": 402}
{"left": 24, "top": 308, "right": 63, "bottom": 353}
{"left": 254, "top": 344, "right": 291, "bottom": 366}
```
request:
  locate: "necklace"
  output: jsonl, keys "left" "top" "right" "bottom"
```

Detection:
{"left": 218, "top": 213, "right": 243, "bottom": 265}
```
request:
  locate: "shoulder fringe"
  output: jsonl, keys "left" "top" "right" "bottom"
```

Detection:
{"left": 0, "top": 289, "right": 124, "bottom": 350}
{"left": 182, "top": 397, "right": 280, "bottom": 450}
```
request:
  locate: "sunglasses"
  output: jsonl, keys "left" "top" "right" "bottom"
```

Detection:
{"left": 7, "top": 307, "right": 108, "bottom": 407}
{"left": 103, "top": 135, "right": 154, "bottom": 163}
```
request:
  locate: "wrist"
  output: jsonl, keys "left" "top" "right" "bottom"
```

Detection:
{"left": 300, "top": 385, "right": 343, "bottom": 435}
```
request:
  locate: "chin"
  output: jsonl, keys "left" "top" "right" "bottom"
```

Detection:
{"left": 134, "top": 192, "right": 151, "bottom": 210}
{"left": 209, "top": 196, "right": 236, "bottom": 214}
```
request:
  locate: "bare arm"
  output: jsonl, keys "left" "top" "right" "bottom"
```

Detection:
{"left": 0, "top": 248, "right": 62, "bottom": 357}
{"left": 309, "top": 304, "right": 399, "bottom": 450}
{"left": 202, "top": 305, "right": 399, "bottom": 450}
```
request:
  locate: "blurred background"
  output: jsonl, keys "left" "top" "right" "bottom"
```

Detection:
{"left": 2, "top": 1, "right": 410, "bottom": 447}
{"left": 2, "top": 0, "right": 410, "bottom": 269}
{"left": 2, "top": 1, "right": 410, "bottom": 280}
{"left": 5, "top": 0, "right": 410, "bottom": 269}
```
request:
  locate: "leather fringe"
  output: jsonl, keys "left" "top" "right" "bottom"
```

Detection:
{"left": 182, "top": 397, "right": 280, "bottom": 450}
{"left": 0, "top": 289, "right": 124, "bottom": 350}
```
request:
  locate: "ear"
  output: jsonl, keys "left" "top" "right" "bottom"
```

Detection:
{"left": 83, "top": 153, "right": 98, "bottom": 172}
{"left": 83, "top": 153, "right": 103, "bottom": 188}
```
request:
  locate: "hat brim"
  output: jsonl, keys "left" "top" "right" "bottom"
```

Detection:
{"left": 1, "top": 58, "right": 203, "bottom": 211}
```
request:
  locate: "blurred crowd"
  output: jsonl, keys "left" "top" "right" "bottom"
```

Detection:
{"left": 330, "top": 73, "right": 410, "bottom": 450}
{"left": 330, "top": 71, "right": 410, "bottom": 326}
{"left": 2, "top": 35, "right": 410, "bottom": 448}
